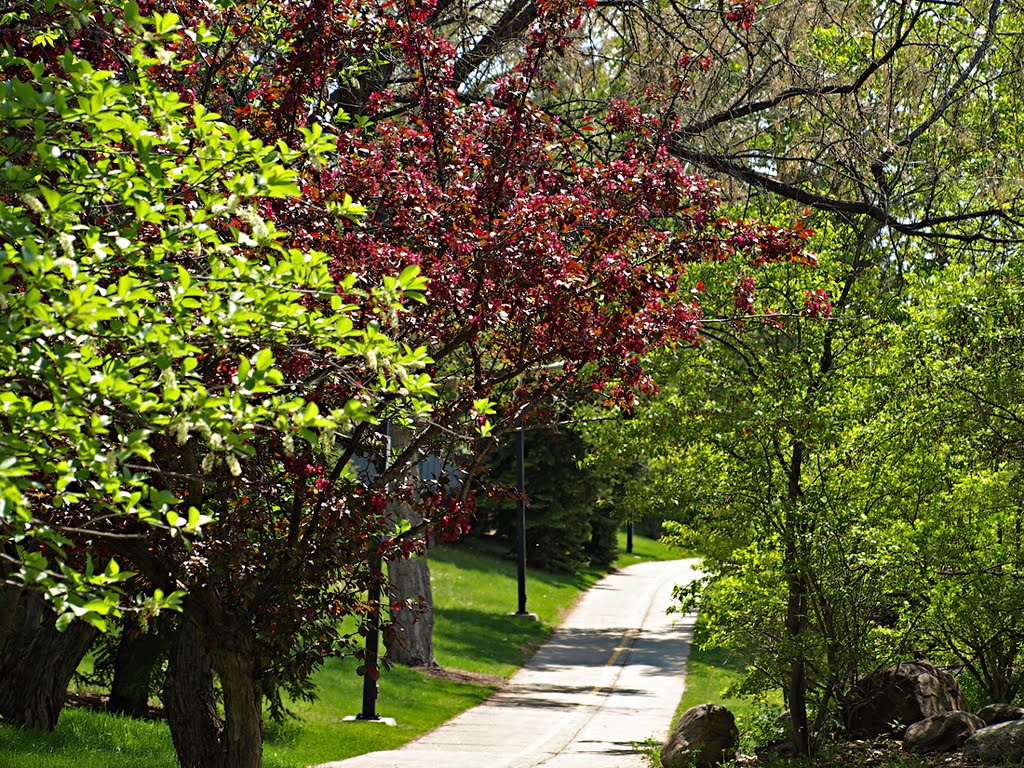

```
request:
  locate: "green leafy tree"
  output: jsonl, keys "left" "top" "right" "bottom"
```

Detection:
{"left": 597, "top": 225, "right": 1024, "bottom": 753}
{"left": 0, "top": 5, "right": 433, "bottom": 750}
{"left": 894, "top": 261, "right": 1024, "bottom": 705}
{"left": 589, "top": 217, "right": 931, "bottom": 754}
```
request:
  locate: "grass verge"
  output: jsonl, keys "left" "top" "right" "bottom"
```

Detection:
{"left": 672, "top": 615, "right": 790, "bottom": 755}
{"left": 615, "top": 529, "right": 688, "bottom": 567}
{"left": 0, "top": 531, "right": 679, "bottom": 768}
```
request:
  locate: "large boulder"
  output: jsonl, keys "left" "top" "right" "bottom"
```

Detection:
{"left": 847, "top": 661, "right": 964, "bottom": 738}
{"left": 661, "top": 704, "right": 740, "bottom": 768}
{"left": 903, "top": 711, "right": 984, "bottom": 753}
{"left": 977, "top": 703, "right": 1024, "bottom": 726}
{"left": 964, "top": 719, "right": 1024, "bottom": 763}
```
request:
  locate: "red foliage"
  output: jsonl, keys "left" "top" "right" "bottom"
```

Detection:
{"left": 804, "top": 289, "right": 833, "bottom": 319}
{"left": 725, "top": 0, "right": 761, "bottom": 29}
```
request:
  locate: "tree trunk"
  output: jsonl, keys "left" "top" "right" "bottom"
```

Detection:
{"left": 786, "top": 578, "right": 811, "bottom": 757}
{"left": 0, "top": 586, "right": 98, "bottom": 730}
{"left": 164, "top": 611, "right": 264, "bottom": 768}
{"left": 383, "top": 424, "right": 438, "bottom": 668}
{"left": 212, "top": 642, "right": 264, "bottom": 768}
{"left": 784, "top": 441, "right": 811, "bottom": 757}
{"left": 386, "top": 555, "right": 437, "bottom": 667}
{"left": 164, "top": 620, "right": 223, "bottom": 768}
{"left": 109, "top": 616, "right": 167, "bottom": 718}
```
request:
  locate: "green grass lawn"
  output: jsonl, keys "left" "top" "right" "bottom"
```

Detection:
{"left": 0, "top": 531, "right": 682, "bottom": 768}
{"left": 615, "top": 528, "right": 689, "bottom": 567}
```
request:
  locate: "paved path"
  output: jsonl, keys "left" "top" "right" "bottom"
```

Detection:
{"left": 315, "top": 558, "right": 700, "bottom": 768}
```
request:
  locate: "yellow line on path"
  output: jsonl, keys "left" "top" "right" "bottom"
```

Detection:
{"left": 606, "top": 628, "right": 640, "bottom": 667}
{"left": 587, "top": 628, "right": 640, "bottom": 695}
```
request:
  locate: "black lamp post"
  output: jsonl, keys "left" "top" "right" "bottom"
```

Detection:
{"left": 515, "top": 428, "right": 528, "bottom": 616}
{"left": 347, "top": 425, "right": 395, "bottom": 725}
{"left": 357, "top": 550, "right": 383, "bottom": 721}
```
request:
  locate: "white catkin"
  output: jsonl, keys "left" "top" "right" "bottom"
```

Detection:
{"left": 209, "top": 432, "right": 223, "bottom": 450}
{"left": 201, "top": 453, "right": 215, "bottom": 473}
{"left": 282, "top": 432, "right": 295, "bottom": 457}
{"left": 176, "top": 420, "right": 190, "bottom": 445}
{"left": 20, "top": 194, "right": 45, "bottom": 215}
{"left": 225, "top": 453, "right": 241, "bottom": 477}
{"left": 365, "top": 349, "right": 378, "bottom": 370}
{"left": 52, "top": 257, "right": 77, "bottom": 275}
{"left": 58, "top": 232, "right": 75, "bottom": 259}
{"left": 161, "top": 367, "right": 177, "bottom": 390}
{"left": 238, "top": 207, "right": 269, "bottom": 240}
{"left": 320, "top": 429, "right": 335, "bottom": 453}
{"left": 212, "top": 194, "right": 240, "bottom": 215}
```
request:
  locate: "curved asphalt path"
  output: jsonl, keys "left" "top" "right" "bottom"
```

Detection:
{"left": 315, "top": 558, "right": 700, "bottom": 768}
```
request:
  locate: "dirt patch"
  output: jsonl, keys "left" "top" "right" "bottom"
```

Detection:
{"left": 415, "top": 666, "right": 504, "bottom": 687}
{"left": 64, "top": 691, "right": 165, "bottom": 720}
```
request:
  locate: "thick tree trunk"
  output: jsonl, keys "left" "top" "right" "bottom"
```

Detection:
{"left": 212, "top": 642, "right": 264, "bottom": 768}
{"left": 386, "top": 555, "right": 437, "bottom": 667}
{"left": 0, "top": 586, "right": 98, "bottom": 730}
{"left": 109, "top": 616, "right": 167, "bottom": 718}
{"left": 164, "top": 610, "right": 264, "bottom": 768}
{"left": 164, "top": 620, "right": 223, "bottom": 768}
{"left": 383, "top": 424, "right": 438, "bottom": 668}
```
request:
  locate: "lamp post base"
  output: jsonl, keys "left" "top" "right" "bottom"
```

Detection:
{"left": 344, "top": 715, "right": 398, "bottom": 726}
{"left": 508, "top": 611, "right": 539, "bottom": 621}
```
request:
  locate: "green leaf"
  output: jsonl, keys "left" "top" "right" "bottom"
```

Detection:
{"left": 254, "top": 348, "right": 274, "bottom": 372}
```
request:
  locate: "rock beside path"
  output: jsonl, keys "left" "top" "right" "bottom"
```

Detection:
{"left": 661, "top": 703, "right": 739, "bottom": 768}
{"left": 976, "top": 703, "right": 1024, "bottom": 726}
{"left": 848, "top": 661, "right": 964, "bottom": 737}
{"left": 964, "top": 719, "right": 1024, "bottom": 763}
{"left": 903, "top": 711, "right": 984, "bottom": 753}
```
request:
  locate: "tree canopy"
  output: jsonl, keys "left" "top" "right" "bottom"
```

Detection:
{"left": 7, "top": 0, "right": 1024, "bottom": 763}
{"left": 0, "top": 0, "right": 818, "bottom": 763}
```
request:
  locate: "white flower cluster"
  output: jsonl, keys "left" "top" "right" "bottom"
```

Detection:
{"left": 201, "top": 450, "right": 242, "bottom": 476}
{"left": 211, "top": 194, "right": 240, "bottom": 215}
{"left": 58, "top": 232, "right": 75, "bottom": 259}
{"left": 20, "top": 193, "right": 45, "bottom": 215}
{"left": 237, "top": 207, "right": 270, "bottom": 241}
{"left": 189, "top": 421, "right": 243, "bottom": 477}
{"left": 320, "top": 428, "right": 336, "bottom": 453}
